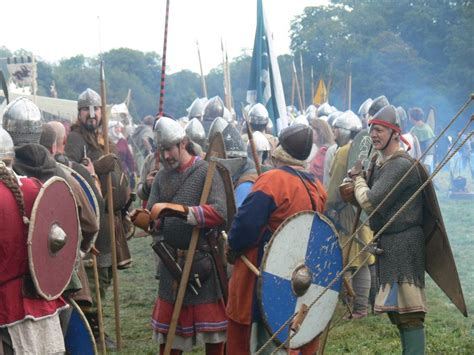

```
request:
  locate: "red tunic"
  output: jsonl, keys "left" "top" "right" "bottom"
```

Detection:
{"left": 0, "top": 177, "right": 66, "bottom": 326}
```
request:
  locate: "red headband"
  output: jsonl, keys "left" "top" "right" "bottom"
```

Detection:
{"left": 369, "top": 119, "right": 411, "bottom": 151}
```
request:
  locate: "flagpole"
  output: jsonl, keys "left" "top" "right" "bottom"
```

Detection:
{"left": 158, "top": 0, "right": 171, "bottom": 116}
{"left": 196, "top": 40, "right": 208, "bottom": 98}
{"left": 300, "top": 52, "right": 305, "bottom": 110}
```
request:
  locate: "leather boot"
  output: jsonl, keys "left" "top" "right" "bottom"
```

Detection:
{"left": 400, "top": 327, "right": 425, "bottom": 355}
{"left": 84, "top": 312, "right": 117, "bottom": 351}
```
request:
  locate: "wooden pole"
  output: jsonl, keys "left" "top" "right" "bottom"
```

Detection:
{"left": 196, "top": 40, "right": 208, "bottom": 98}
{"left": 164, "top": 160, "right": 217, "bottom": 354}
{"left": 310, "top": 66, "right": 315, "bottom": 104}
{"left": 300, "top": 52, "right": 305, "bottom": 110}
{"left": 92, "top": 252, "right": 106, "bottom": 353}
{"left": 99, "top": 61, "right": 122, "bottom": 350}
{"left": 158, "top": 0, "right": 171, "bottom": 116}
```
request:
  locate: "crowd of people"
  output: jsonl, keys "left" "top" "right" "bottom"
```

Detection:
{"left": 0, "top": 89, "right": 457, "bottom": 355}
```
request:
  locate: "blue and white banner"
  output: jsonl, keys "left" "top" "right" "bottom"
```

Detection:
{"left": 246, "top": 0, "right": 288, "bottom": 134}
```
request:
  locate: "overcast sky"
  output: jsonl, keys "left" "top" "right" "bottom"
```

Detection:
{"left": 2, "top": 0, "right": 326, "bottom": 74}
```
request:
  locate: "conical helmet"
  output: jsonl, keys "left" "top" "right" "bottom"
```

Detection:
{"left": 358, "top": 98, "right": 373, "bottom": 118}
{"left": 187, "top": 97, "right": 207, "bottom": 119}
{"left": 208, "top": 117, "right": 229, "bottom": 139}
{"left": 0, "top": 127, "right": 15, "bottom": 161}
{"left": 185, "top": 118, "right": 206, "bottom": 146}
{"left": 154, "top": 116, "right": 185, "bottom": 149}
{"left": 249, "top": 103, "right": 269, "bottom": 126}
{"left": 293, "top": 115, "right": 309, "bottom": 126}
{"left": 77, "top": 88, "right": 101, "bottom": 109}
{"left": 368, "top": 95, "right": 389, "bottom": 117}
{"left": 222, "top": 124, "right": 246, "bottom": 158}
{"left": 317, "top": 102, "right": 334, "bottom": 117}
{"left": 369, "top": 105, "right": 400, "bottom": 129}
{"left": 203, "top": 96, "right": 225, "bottom": 122}
{"left": 333, "top": 110, "right": 362, "bottom": 132}
{"left": 279, "top": 124, "right": 313, "bottom": 161}
{"left": 2, "top": 97, "right": 43, "bottom": 145}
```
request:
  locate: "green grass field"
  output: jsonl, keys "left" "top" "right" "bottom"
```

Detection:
{"left": 104, "top": 171, "right": 474, "bottom": 354}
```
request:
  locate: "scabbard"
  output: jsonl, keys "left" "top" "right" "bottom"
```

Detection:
{"left": 206, "top": 231, "right": 228, "bottom": 303}
{"left": 151, "top": 241, "right": 200, "bottom": 295}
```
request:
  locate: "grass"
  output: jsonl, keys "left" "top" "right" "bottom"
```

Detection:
{"left": 103, "top": 170, "right": 474, "bottom": 354}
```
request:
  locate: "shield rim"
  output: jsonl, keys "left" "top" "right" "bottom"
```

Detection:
{"left": 61, "top": 163, "right": 100, "bottom": 253}
{"left": 65, "top": 298, "right": 98, "bottom": 355}
{"left": 257, "top": 210, "right": 342, "bottom": 348}
{"left": 27, "top": 176, "right": 80, "bottom": 300}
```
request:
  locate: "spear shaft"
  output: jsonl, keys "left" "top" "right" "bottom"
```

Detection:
{"left": 100, "top": 61, "right": 122, "bottom": 350}
{"left": 158, "top": 0, "right": 171, "bottom": 116}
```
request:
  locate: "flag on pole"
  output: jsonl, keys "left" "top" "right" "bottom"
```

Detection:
{"left": 246, "top": 0, "right": 287, "bottom": 134}
{"left": 313, "top": 79, "right": 328, "bottom": 105}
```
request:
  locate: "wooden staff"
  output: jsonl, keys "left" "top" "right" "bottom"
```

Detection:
{"left": 225, "top": 50, "right": 234, "bottom": 112}
{"left": 310, "top": 66, "right": 315, "bottom": 103}
{"left": 291, "top": 72, "right": 295, "bottom": 109}
{"left": 164, "top": 160, "right": 217, "bottom": 355}
{"left": 99, "top": 61, "right": 122, "bottom": 350}
{"left": 196, "top": 40, "right": 208, "bottom": 98}
{"left": 92, "top": 251, "right": 106, "bottom": 353}
{"left": 300, "top": 52, "right": 305, "bottom": 110}
{"left": 158, "top": 0, "right": 171, "bottom": 116}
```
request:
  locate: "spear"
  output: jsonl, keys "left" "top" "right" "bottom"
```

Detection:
{"left": 225, "top": 49, "right": 234, "bottom": 112}
{"left": 99, "top": 60, "right": 122, "bottom": 350}
{"left": 158, "top": 0, "right": 171, "bottom": 116}
{"left": 220, "top": 38, "right": 231, "bottom": 110}
{"left": 300, "top": 52, "right": 305, "bottom": 109}
{"left": 196, "top": 40, "right": 208, "bottom": 98}
{"left": 292, "top": 61, "right": 303, "bottom": 112}
{"left": 310, "top": 66, "right": 314, "bottom": 103}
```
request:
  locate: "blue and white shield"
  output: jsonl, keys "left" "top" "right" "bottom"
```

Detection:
{"left": 258, "top": 211, "right": 343, "bottom": 349}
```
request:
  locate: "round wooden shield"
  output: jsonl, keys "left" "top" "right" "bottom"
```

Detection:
{"left": 27, "top": 177, "right": 80, "bottom": 300}
{"left": 258, "top": 211, "right": 343, "bottom": 349}
{"left": 347, "top": 129, "right": 377, "bottom": 170}
{"left": 65, "top": 298, "right": 97, "bottom": 355}
{"left": 61, "top": 164, "right": 100, "bottom": 252}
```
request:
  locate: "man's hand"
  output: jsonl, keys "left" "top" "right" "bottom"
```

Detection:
{"left": 82, "top": 157, "right": 96, "bottom": 176}
{"left": 348, "top": 160, "right": 365, "bottom": 179}
{"left": 146, "top": 170, "right": 158, "bottom": 189}
{"left": 93, "top": 153, "right": 118, "bottom": 175}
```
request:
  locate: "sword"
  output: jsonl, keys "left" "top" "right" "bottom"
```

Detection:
{"left": 151, "top": 241, "right": 200, "bottom": 295}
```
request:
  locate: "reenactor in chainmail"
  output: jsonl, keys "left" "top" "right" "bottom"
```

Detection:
{"left": 64, "top": 88, "right": 132, "bottom": 350}
{"left": 325, "top": 110, "right": 374, "bottom": 319}
{"left": 242, "top": 103, "right": 278, "bottom": 153}
{"left": 187, "top": 97, "right": 208, "bottom": 121}
{"left": 202, "top": 96, "right": 225, "bottom": 137}
{"left": 138, "top": 116, "right": 228, "bottom": 354}
{"left": 350, "top": 105, "right": 427, "bottom": 354}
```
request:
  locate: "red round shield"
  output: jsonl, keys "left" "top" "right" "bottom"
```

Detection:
{"left": 28, "top": 177, "right": 80, "bottom": 300}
